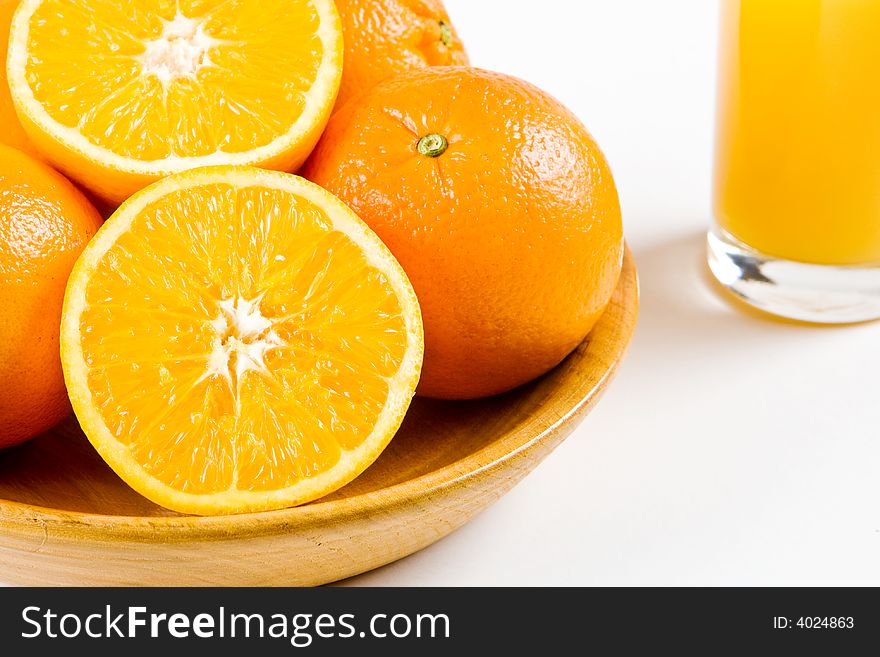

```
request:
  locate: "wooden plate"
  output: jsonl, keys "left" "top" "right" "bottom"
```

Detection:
{"left": 0, "top": 251, "right": 638, "bottom": 586}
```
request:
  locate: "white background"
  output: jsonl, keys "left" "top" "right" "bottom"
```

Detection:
{"left": 344, "top": 0, "right": 880, "bottom": 586}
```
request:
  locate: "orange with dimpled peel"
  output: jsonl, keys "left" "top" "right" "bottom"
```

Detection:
{"left": 334, "top": 0, "right": 469, "bottom": 110}
{"left": 0, "top": 144, "right": 102, "bottom": 448}
{"left": 0, "top": 0, "right": 36, "bottom": 155}
{"left": 304, "top": 67, "right": 624, "bottom": 400}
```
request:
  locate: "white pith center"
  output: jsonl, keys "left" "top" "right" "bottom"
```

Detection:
{"left": 207, "top": 297, "right": 286, "bottom": 386}
{"left": 138, "top": 13, "right": 218, "bottom": 83}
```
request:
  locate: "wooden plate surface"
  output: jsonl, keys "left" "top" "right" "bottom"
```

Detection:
{"left": 0, "top": 251, "right": 638, "bottom": 586}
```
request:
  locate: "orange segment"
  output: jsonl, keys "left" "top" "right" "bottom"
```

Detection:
{"left": 7, "top": 0, "right": 342, "bottom": 203}
{"left": 61, "top": 167, "right": 423, "bottom": 515}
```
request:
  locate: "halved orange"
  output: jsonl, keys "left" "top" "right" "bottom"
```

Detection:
{"left": 61, "top": 167, "right": 423, "bottom": 515}
{"left": 7, "top": 0, "right": 342, "bottom": 204}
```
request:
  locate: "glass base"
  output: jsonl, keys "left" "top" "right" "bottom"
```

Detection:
{"left": 707, "top": 228, "right": 880, "bottom": 324}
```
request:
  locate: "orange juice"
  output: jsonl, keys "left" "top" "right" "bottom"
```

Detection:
{"left": 714, "top": 0, "right": 880, "bottom": 265}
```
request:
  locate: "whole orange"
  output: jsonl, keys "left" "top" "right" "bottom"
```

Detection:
{"left": 334, "top": 0, "right": 469, "bottom": 110}
{"left": 0, "top": 145, "right": 102, "bottom": 448}
{"left": 0, "top": 0, "right": 35, "bottom": 156}
{"left": 303, "top": 67, "right": 624, "bottom": 399}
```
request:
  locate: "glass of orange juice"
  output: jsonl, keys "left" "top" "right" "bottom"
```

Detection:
{"left": 708, "top": 0, "right": 880, "bottom": 323}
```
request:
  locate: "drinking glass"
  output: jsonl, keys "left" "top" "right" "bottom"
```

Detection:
{"left": 708, "top": 0, "right": 880, "bottom": 323}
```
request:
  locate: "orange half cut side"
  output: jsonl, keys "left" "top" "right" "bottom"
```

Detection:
{"left": 7, "top": 0, "right": 343, "bottom": 202}
{"left": 61, "top": 166, "right": 423, "bottom": 515}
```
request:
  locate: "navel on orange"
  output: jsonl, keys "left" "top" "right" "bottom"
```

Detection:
{"left": 7, "top": 0, "right": 343, "bottom": 204}
{"left": 61, "top": 167, "right": 423, "bottom": 515}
